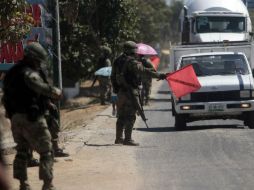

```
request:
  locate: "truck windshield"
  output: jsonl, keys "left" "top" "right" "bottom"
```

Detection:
{"left": 181, "top": 54, "right": 249, "bottom": 76}
{"left": 196, "top": 16, "right": 245, "bottom": 33}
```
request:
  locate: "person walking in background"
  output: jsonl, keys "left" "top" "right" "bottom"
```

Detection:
{"left": 2, "top": 42, "right": 61, "bottom": 190}
{"left": 97, "top": 45, "right": 112, "bottom": 105}
{"left": 111, "top": 41, "right": 166, "bottom": 146}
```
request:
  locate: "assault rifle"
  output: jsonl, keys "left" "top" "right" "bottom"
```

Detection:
{"left": 128, "top": 88, "right": 149, "bottom": 128}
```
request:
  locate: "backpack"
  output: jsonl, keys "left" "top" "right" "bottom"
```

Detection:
{"left": 112, "top": 54, "right": 140, "bottom": 91}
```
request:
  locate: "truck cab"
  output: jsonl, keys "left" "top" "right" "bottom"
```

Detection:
{"left": 180, "top": 0, "right": 252, "bottom": 44}
{"left": 171, "top": 52, "right": 254, "bottom": 130}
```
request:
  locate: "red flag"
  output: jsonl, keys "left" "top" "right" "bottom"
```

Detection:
{"left": 150, "top": 56, "right": 160, "bottom": 70}
{"left": 166, "top": 64, "right": 201, "bottom": 98}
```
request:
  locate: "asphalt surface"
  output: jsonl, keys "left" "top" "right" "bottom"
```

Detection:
{"left": 135, "top": 81, "right": 254, "bottom": 190}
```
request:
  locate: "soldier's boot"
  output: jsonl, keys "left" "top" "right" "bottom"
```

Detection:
{"left": 123, "top": 128, "right": 139, "bottom": 146}
{"left": 42, "top": 180, "right": 56, "bottom": 190}
{"left": 52, "top": 141, "right": 69, "bottom": 157}
{"left": 27, "top": 158, "right": 40, "bottom": 167}
{"left": 27, "top": 149, "right": 40, "bottom": 167}
{"left": 20, "top": 181, "right": 31, "bottom": 190}
{"left": 114, "top": 127, "right": 124, "bottom": 144}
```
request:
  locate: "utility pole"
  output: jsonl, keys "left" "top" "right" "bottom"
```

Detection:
{"left": 51, "top": 0, "right": 62, "bottom": 89}
{"left": 50, "top": 0, "right": 62, "bottom": 126}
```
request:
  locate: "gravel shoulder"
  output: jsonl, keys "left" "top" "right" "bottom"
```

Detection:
{"left": 2, "top": 79, "right": 165, "bottom": 190}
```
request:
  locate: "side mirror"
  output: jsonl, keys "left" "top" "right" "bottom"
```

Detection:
{"left": 252, "top": 69, "right": 254, "bottom": 77}
{"left": 249, "top": 32, "right": 254, "bottom": 36}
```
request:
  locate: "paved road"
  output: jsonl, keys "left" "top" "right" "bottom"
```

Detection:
{"left": 135, "top": 81, "right": 254, "bottom": 190}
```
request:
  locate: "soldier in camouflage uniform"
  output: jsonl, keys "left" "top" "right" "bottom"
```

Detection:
{"left": 97, "top": 46, "right": 112, "bottom": 105}
{"left": 111, "top": 41, "right": 166, "bottom": 146}
{"left": 27, "top": 69, "right": 69, "bottom": 168}
{"left": 138, "top": 55, "right": 156, "bottom": 105}
{"left": 44, "top": 100, "right": 69, "bottom": 157}
{"left": 2, "top": 42, "right": 60, "bottom": 190}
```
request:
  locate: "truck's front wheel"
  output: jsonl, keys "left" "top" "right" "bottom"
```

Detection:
{"left": 244, "top": 111, "right": 254, "bottom": 129}
{"left": 174, "top": 114, "right": 187, "bottom": 131}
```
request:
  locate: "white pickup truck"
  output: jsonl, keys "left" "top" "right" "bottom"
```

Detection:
{"left": 171, "top": 51, "right": 254, "bottom": 130}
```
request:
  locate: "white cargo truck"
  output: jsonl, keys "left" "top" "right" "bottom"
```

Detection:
{"left": 171, "top": 52, "right": 254, "bottom": 130}
{"left": 180, "top": 0, "right": 252, "bottom": 44}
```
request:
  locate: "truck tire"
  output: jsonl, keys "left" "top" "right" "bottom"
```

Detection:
{"left": 174, "top": 113, "right": 187, "bottom": 131}
{"left": 244, "top": 111, "right": 254, "bottom": 129}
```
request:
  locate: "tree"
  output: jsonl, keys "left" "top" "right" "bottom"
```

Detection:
{"left": 59, "top": 0, "right": 183, "bottom": 85}
{"left": 167, "top": 0, "right": 183, "bottom": 43}
{"left": 135, "top": 0, "right": 183, "bottom": 45}
{"left": 0, "top": 0, "right": 34, "bottom": 43}
{"left": 60, "top": 0, "right": 139, "bottom": 85}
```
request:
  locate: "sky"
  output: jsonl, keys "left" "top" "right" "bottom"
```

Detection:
{"left": 165, "top": 0, "right": 171, "bottom": 5}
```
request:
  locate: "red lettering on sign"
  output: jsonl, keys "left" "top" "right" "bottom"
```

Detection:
{"left": 0, "top": 42, "right": 24, "bottom": 63}
{"left": 16, "top": 42, "right": 24, "bottom": 62}
{"left": 26, "top": 4, "right": 42, "bottom": 27}
{"left": 33, "top": 5, "right": 42, "bottom": 27}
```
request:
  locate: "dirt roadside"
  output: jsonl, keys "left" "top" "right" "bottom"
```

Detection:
{"left": 2, "top": 78, "right": 164, "bottom": 190}
{"left": 1, "top": 79, "right": 145, "bottom": 190}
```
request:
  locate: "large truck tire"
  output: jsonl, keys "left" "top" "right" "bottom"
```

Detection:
{"left": 174, "top": 113, "right": 187, "bottom": 131}
{"left": 244, "top": 111, "right": 254, "bottom": 129}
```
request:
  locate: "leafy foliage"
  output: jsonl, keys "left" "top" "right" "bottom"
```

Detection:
{"left": 136, "top": 0, "right": 183, "bottom": 44}
{"left": 0, "top": 0, "right": 34, "bottom": 42}
{"left": 60, "top": 0, "right": 183, "bottom": 84}
{"left": 60, "top": 0, "right": 139, "bottom": 84}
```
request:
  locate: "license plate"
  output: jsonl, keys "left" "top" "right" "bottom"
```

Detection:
{"left": 208, "top": 104, "right": 224, "bottom": 112}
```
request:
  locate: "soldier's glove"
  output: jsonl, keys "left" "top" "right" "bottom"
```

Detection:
{"left": 51, "top": 87, "right": 62, "bottom": 100}
{"left": 158, "top": 73, "right": 167, "bottom": 80}
{"left": 48, "top": 101, "right": 57, "bottom": 110}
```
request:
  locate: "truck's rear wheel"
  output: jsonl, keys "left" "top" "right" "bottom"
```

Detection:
{"left": 244, "top": 111, "right": 254, "bottom": 129}
{"left": 174, "top": 114, "right": 187, "bottom": 131}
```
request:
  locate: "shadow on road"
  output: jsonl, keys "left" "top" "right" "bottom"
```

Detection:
{"left": 84, "top": 143, "right": 116, "bottom": 147}
{"left": 186, "top": 124, "right": 245, "bottom": 131}
{"left": 157, "top": 90, "right": 170, "bottom": 94}
{"left": 144, "top": 109, "right": 172, "bottom": 112}
{"left": 135, "top": 127, "right": 175, "bottom": 132}
{"left": 149, "top": 98, "right": 171, "bottom": 102}
{"left": 135, "top": 125, "right": 245, "bottom": 133}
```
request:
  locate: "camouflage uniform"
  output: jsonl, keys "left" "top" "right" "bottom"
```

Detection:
{"left": 97, "top": 46, "right": 112, "bottom": 105}
{"left": 39, "top": 69, "right": 69, "bottom": 157}
{"left": 2, "top": 42, "right": 60, "bottom": 190}
{"left": 111, "top": 41, "right": 166, "bottom": 146}
{"left": 140, "top": 56, "right": 155, "bottom": 105}
{"left": 27, "top": 70, "right": 68, "bottom": 168}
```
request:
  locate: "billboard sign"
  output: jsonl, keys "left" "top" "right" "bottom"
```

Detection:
{"left": 0, "top": 0, "right": 52, "bottom": 72}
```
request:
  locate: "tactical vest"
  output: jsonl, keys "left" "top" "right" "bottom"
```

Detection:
{"left": 3, "top": 61, "right": 47, "bottom": 117}
{"left": 114, "top": 54, "right": 141, "bottom": 89}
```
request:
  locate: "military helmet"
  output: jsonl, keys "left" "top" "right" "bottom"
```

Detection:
{"left": 24, "top": 42, "right": 48, "bottom": 63}
{"left": 100, "top": 45, "right": 112, "bottom": 55}
{"left": 123, "top": 41, "right": 137, "bottom": 55}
